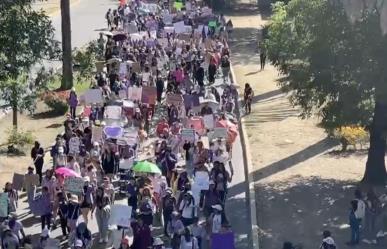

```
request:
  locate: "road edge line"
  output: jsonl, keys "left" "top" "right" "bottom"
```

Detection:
{"left": 229, "top": 64, "right": 260, "bottom": 249}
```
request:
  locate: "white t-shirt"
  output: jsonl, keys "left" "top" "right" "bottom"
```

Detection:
{"left": 179, "top": 201, "right": 196, "bottom": 219}
{"left": 180, "top": 236, "right": 198, "bottom": 249}
{"left": 355, "top": 199, "right": 366, "bottom": 219}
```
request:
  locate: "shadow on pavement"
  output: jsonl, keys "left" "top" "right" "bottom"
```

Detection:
{"left": 255, "top": 176, "right": 387, "bottom": 249}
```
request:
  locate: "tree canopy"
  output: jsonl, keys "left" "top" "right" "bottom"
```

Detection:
{"left": 0, "top": 0, "right": 59, "bottom": 127}
{"left": 264, "top": 0, "right": 387, "bottom": 184}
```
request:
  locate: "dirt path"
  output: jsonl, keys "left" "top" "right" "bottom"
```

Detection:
{"left": 227, "top": 1, "right": 385, "bottom": 248}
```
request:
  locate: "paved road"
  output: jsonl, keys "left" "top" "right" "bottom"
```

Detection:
{"left": 18, "top": 1, "right": 252, "bottom": 248}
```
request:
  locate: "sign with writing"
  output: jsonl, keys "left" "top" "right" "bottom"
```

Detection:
{"left": 128, "top": 87, "right": 142, "bottom": 101}
{"left": 174, "top": 21, "right": 186, "bottom": 34}
{"left": 164, "top": 26, "right": 175, "bottom": 34}
{"left": 193, "top": 171, "right": 210, "bottom": 190}
{"left": 119, "top": 90, "right": 128, "bottom": 99}
{"left": 69, "top": 137, "right": 80, "bottom": 154}
{"left": 92, "top": 126, "right": 103, "bottom": 143}
{"left": 109, "top": 204, "right": 133, "bottom": 227}
{"left": 12, "top": 173, "right": 24, "bottom": 191}
{"left": 141, "top": 86, "right": 157, "bottom": 104}
{"left": 83, "top": 89, "right": 103, "bottom": 104}
{"left": 29, "top": 194, "right": 47, "bottom": 216}
{"left": 105, "top": 106, "right": 122, "bottom": 119}
{"left": 203, "top": 114, "right": 215, "bottom": 130}
{"left": 181, "top": 128, "right": 195, "bottom": 142}
{"left": 64, "top": 177, "right": 84, "bottom": 194}
{"left": 166, "top": 94, "right": 183, "bottom": 106}
{"left": 185, "top": 117, "right": 205, "bottom": 135}
{"left": 119, "top": 158, "right": 134, "bottom": 170}
{"left": 213, "top": 127, "right": 228, "bottom": 139}
{"left": 0, "top": 193, "right": 8, "bottom": 217}
{"left": 163, "top": 14, "right": 173, "bottom": 25}
{"left": 211, "top": 232, "right": 235, "bottom": 249}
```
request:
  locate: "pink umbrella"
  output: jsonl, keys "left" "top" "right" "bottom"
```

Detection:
{"left": 55, "top": 167, "right": 81, "bottom": 178}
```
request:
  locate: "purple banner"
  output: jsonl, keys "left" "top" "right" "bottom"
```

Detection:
{"left": 211, "top": 232, "right": 235, "bottom": 249}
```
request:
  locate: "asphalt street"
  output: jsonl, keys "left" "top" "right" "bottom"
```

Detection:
{"left": 17, "top": 1, "right": 251, "bottom": 248}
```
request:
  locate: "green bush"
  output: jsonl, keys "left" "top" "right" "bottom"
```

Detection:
{"left": 7, "top": 128, "right": 35, "bottom": 148}
{"left": 43, "top": 91, "right": 69, "bottom": 115}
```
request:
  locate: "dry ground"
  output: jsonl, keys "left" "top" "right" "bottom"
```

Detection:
{"left": 227, "top": 1, "right": 387, "bottom": 248}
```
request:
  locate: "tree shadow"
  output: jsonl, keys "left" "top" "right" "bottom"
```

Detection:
{"left": 256, "top": 176, "right": 387, "bottom": 249}
{"left": 229, "top": 28, "right": 260, "bottom": 66}
{"left": 46, "top": 123, "right": 63, "bottom": 129}
{"left": 31, "top": 110, "right": 64, "bottom": 120}
{"left": 251, "top": 89, "right": 283, "bottom": 104}
{"left": 227, "top": 137, "right": 339, "bottom": 198}
{"left": 0, "top": 147, "right": 26, "bottom": 157}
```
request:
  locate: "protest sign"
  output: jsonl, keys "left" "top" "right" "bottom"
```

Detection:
{"left": 128, "top": 87, "right": 142, "bottom": 101}
{"left": 29, "top": 194, "right": 47, "bottom": 216}
{"left": 166, "top": 94, "right": 183, "bottom": 106}
{"left": 0, "top": 193, "right": 8, "bottom": 217}
{"left": 211, "top": 232, "right": 235, "bottom": 249}
{"left": 195, "top": 25, "right": 204, "bottom": 35}
{"left": 141, "top": 86, "right": 157, "bottom": 104}
{"left": 184, "top": 25, "right": 193, "bottom": 33}
{"left": 128, "top": 23, "right": 138, "bottom": 34}
{"left": 105, "top": 106, "right": 122, "bottom": 119}
{"left": 24, "top": 174, "right": 39, "bottom": 189}
{"left": 181, "top": 128, "right": 195, "bottom": 142}
{"left": 202, "top": 7, "right": 213, "bottom": 15}
{"left": 164, "top": 26, "right": 175, "bottom": 34}
{"left": 158, "top": 38, "right": 169, "bottom": 47}
{"left": 109, "top": 204, "right": 133, "bottom": 227}
{"left": 64, "top": 177, "right": 84, "bottom": 194}
{"left": 119, "top": 90, "right": 128, "bottom": 99}
{"left": 174, "top": 21, "right": 185, "bottom": 34}
{"left": 92, "top": 126, "right": 103, "bottom": 143}
{"left": 150, "top": 30, "right": 157, "bottom": 39}
{"left": 213, "top": 127, "right": 228, "bottom": 139}
{"left": 203, "top": 115, "right": 215, "bottom": 130}
{"left": 83, "top": 89, "right": 103, "bottom": 104}
{"left": 12, "top": 173, "right": 24, "bottom": 191}
{"left": 185, "top": 117, "right": 205, "bottom": 135}
{"left": 193, "top": 171, "right": 210, "bottom": 190}
{"left": 119, "top": 158, "right": 134, "bottom": 170}
{"left": 69, "top": 137, "right": 80, "bottom": 154}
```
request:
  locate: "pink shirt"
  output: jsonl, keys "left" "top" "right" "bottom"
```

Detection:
{"left": 174, "top": 69, "right": 184, "bottom": 84}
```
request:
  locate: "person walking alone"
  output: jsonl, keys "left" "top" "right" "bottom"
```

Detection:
{"left": 243, "top": 83, "right": 254, "bottom": 114}
{"left": 259, "top": 42, "right": 266, "bottom": 70}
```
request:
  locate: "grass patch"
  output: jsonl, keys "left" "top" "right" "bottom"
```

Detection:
{"left": 48, "top": 76, "right": 90, "bottom": 94}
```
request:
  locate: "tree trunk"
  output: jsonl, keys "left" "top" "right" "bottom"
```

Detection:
{"left": 60, "top": 0, "right": 73, "bottom": 90}
{"left": 362, "top": 101, "right": 387, "bottom": 184}
{"left": 12, "top": 105, "right": 17, "bottom": 129}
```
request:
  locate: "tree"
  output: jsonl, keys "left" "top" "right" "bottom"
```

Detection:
{"left": 0, "top": 0, "right": 59, "bottom": 128}
{"left": 264, "top": 0, "right": 387, "bottom": 184}
{"left": 60, "top": 0, "right": 74, "bottom": 90}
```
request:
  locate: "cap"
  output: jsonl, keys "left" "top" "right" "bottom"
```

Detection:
{"left": 75, "top": 239, "right": 83, "bottom": 247}
{"left": 212, "top": 204, "right": 223, "bottom": 211}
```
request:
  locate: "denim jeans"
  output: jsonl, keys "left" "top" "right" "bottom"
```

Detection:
{"left": 351, "top": 222, "right": 360, "bottom": 244}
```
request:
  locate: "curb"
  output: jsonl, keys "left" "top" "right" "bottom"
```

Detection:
{"left": 229, "top": 65, "right": 260, "bottom": 249}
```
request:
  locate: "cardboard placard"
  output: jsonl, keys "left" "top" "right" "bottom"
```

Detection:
{"left": 164, "top": 26, "right": 175, "bottom": 34}
{"left": 193, "top": 171, "right": 210, "bottom": 190}
{"left": 64, "top": 177, "right": 84, "bottom": 194}
{"left": 181, "top": 128, "right": 195, "bottom": 142}
{"left": 29, "top": 194, "right": 47, "bottom": 216}
{"left": 203, "top": 114, "right": 215, "bottom": 130}
{"left": 0, "top": 193, "right": 8, "bottom": 217}
{"left": 24, "top": 174, "right": 40, "bottom": 188}
{"left": 166, "top": 94, "right": 183, "bottom": 106}
{"left": 128, "top": 87, "right": 142, "bottom": 101}
{"left": 68, "top": 137, "right": 80, "bottom": 154}
{"left": 83, "top": 89, "right": 104, "bottom": 104}
{"left": 211, "top": 127, "right": 228, "bottom": 139}
{"left": 92, "top": 126, "right": 103, "bottom": 143}
{"left": 174, "top": 21, "right": 186, "bottom": 34}
{"left": 109, "top": 204, "right": 133, "bottom": 227}
{"left": 12, "top": 173, "right": 24, "bottom": 191}
{"left": 105, "top": 106, "right": 122, "bottom": 119}
{"left": 141, "top": 86, "right": 157, "bottom": 104}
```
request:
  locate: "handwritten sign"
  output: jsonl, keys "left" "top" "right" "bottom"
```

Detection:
{"left": 105, "top": 106, "right": 122, "bottom": 120}
{"left": 128, "top": 87, "right": 142, "bottom": 101}
{"left": 119, "top": 158, "right": 134, "bottom": 170}
{"left": 92, "top": 126, "right": 103, "bottom": 143}
{"left": 203, "top": 115, "right": 215, "bottom": 130}
{"left": 109, "top": 204, "right": 133, "bottom": 227}
{"left": 213, "top": 127, "right": 227, "bottom": 139}
{"left": 29, "top": 194, "right": 47, "bottom": 216}
{"left": 12, "top": 173, "right": 24, "bottom": 191}
{"left": 181, "top": 128, "right": 195, "bottom": 142}
{"left": 119, "top": 90, "right": 128, "bottom": 99}
{"left": 83, "top": 89, "right": 103, "bottom": 104}
{"left": 69, "top": 137, "right": 80, "bottom": 154}
{"left": 193, "top": 171, "right": 210, "bottom": 190}
{"left": 141, "top": 86, "right": 157, "bottom": 104}
{"left": 64, "top": 177, "right": 84, "bottom": 194}
{"left": 0, "top": 193, "right": 8, "bottom": 217}
{"left": 166, "top": 94, "right": 183, "bottom": 106}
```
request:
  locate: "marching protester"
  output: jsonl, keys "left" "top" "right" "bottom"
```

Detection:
{"left": 4, "top": 1, "right": 245, "bottom": 248}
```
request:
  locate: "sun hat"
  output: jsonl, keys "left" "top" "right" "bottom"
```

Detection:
{"left": 212, "top": 204, "right": 223, "bottom": 211}
{"left": 153, "top": 237, "right": 164, "bottom": 246}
